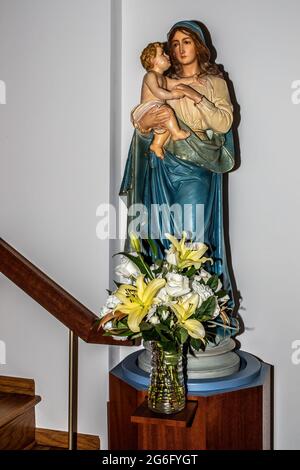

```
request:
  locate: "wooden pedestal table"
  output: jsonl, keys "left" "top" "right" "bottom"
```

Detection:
{"left": 108, "top": 350, "right": 272, "bottom": 450}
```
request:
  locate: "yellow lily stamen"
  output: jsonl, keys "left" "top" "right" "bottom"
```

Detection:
{"left": 113, "top": 274, "right": 166, "bottom": 332}
{"left": 165, "top": 232, "right": 212, "bottom": 270}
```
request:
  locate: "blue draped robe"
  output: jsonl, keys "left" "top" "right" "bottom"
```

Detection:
{"left": 119, "top": 122, "right": 234, "bottom": 294}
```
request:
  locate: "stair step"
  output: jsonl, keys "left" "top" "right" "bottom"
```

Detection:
{"left": 0, "top": 392, "right": 41, "bottom": 428}
{"left": 0, "top": 375, "right": 35, "bottom": 396}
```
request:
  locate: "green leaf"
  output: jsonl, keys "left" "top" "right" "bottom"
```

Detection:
{"left": 190, "top": 338, "right": 202, "bottom": 351}
{"left": 205, "top": 332, "right": 217, "bottom": 344}
{"left": 206, "top": 274, "right": 219, "bottom": 291}
{"left": 142, "top": 329, "right": 160, "bottom": 342}
{"left": 185, "top": 266, "right": 196, "bottom": 278}
{"left": 147, "top": 238, "right": 158, "bottom": 259}
{"left": 116, "top": 320, "right": 128, "bottom": 329}
{"left": 155, "top": 259, "right": 164, "bottom": 267}
{"left": 155, "top": 324, "right": 174, "bottom": 342}
{"left": 140, "top": 322, "right": 153, "bottom": 331}
{"left": 130, "top": 333, "right": 142, "bottom": 340}
{"left": 176, "top": 327, "right": 189, "bottom": 344}
{"left": 112, "top": 330, "right": 132, "bottom": 337}
{"left": 196, "top": 296, "right": 216, "bottom": 319}
{"left": 160, "top": 341, "right": 177, "bottom": 353}
{"left": 198, "top": 314, "right": 215, "bottom": 322}
{"left": 216, "top": 289, "right": 228, "bottom": 299}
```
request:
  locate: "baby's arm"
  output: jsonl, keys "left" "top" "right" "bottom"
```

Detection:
{"left": 166, "top": 76, "right": 205, "bottom": 90}
{"left": 144, "top": 72, "right": 184, "bottom": 100}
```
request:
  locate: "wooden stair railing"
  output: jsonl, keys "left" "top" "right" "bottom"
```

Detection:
{"left": 0, "top": 238, "right": 138, "bottom": 346}
{"left": 0, "top": 237, "right": 140, "bottom": 449}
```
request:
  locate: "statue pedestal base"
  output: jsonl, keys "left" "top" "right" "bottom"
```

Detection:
{"left": 108, "top": 350, "right": 272, "bottom": 450}
{"left": 138, "top": 338, "right": 240, "bottom": 379}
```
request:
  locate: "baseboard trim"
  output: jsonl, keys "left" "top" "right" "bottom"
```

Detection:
{"left": 35, "top": 428, "right": 100, "bottom": 450}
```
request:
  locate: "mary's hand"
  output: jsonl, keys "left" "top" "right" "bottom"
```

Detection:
{"left": 138, "top": 105, "right": 171, "bottom": 133}
{"left": 174, "top": 84, "right": 203, "bottom": 104}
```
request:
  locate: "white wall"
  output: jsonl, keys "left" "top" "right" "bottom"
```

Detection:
{"left": 0, "top": 0, "right": 110, "bottom": 448}
{"left": 120, "top": 0, "right": 300, "bottom": 449}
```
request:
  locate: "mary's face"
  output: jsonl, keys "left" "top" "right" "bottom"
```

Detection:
{"left": 171, "top": 30, "right": 197, "bottom": 66}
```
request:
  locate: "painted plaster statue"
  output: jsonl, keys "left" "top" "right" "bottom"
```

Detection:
{"left": 120, "top": 20, "right": 235, "bottom": 299}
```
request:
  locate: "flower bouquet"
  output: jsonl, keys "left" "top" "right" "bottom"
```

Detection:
{"left": 98, "top": 232, "right": 238, "bottom": 414}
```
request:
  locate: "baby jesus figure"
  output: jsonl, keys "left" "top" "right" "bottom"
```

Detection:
{"left": 131, "top": 42, "right": 200, "bottom": 158}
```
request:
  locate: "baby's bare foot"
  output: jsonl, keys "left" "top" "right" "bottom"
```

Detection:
{"left": 172, "top": 129, "right": 191, "bottom": 141}
{"left": 150, "top": 144, "right": 165, "bottom": 159}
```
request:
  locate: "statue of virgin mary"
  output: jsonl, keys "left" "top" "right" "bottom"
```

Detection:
{"left": 119, "top": 20, "right": 239, "bottom": 377}
{"left": 120, "top": 20, "right": 235, "bottom": 296}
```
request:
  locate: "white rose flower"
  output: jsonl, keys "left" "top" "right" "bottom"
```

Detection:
{"left": 155, "top": 287, "right": 170, "bottom": 304}
{"left": 99, "top": 305, "right": 111, "bottom": 318}
{"left": 149, "top": 315, "right": 160, "bottom": 325}
{"left": 192, "top": 281, "right": 214, "bottom": 305}
{"left": 192, "top": 281, "right": 220, "bottom": 318}
{"left": 115, "top": 256, "right": 140, "bottom": 279}
{"left": 106, "top": 294, "right": 120, "bottom": 309}
{"left": 166, "top": 273, "right": 190, "bottom": 297}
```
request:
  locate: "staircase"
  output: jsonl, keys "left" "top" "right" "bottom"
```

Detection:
{"left": 0, "top": 238, "right": 139, "bottom": 449}
{"left": 0, "top": 375, "right": 102, "bottom": 450}
{"left": 0, "top": 375, "right": 41, "bottom": 450}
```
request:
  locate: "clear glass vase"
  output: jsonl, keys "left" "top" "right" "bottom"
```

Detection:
{"left": 148, "top": 341, "right": 185, "bottom": 414}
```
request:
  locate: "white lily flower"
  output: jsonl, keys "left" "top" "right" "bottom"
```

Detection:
{"left": 166, "top": 273, "right": 190, "bottom": 297}
{"left": 165, "top": 249, "right": 177, "bottom": 266}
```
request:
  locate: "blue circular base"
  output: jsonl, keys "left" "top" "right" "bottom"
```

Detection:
{"left": 113, "top": 350, "right": 263, "bottom": 395}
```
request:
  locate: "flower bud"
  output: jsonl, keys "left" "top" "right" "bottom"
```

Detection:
{"left": 129, "top": 232, "right": 141, "bottom": 252}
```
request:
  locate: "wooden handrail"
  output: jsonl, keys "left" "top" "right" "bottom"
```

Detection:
{"left": 0, "top": 238, "right": 138, "bottom": 346}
